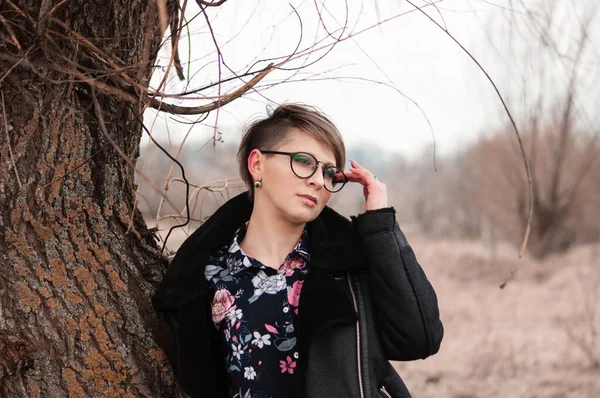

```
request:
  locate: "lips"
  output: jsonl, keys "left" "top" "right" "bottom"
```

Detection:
{"left": 298, "top": 194, "right": 317, "bottom": 205}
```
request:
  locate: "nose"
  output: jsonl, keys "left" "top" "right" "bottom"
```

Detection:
{"left": 307, "top": 165, "right": 326, "bottom": 190}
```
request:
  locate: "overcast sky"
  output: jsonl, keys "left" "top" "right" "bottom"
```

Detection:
{"left": 143, "top": 0, "right": 599, "bottom": 162}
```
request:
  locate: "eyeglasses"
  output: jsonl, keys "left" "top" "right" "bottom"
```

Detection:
{"left": 259, "top": 150, "right": 347, "bottom": 192}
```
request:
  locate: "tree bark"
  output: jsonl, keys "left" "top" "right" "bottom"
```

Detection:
{"left": 1, "top": 1, "right": 178, "bottom": 396}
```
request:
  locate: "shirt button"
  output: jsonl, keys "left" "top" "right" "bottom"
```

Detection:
{"left": 283, "top": 307, "right": 290, "bottom": 313}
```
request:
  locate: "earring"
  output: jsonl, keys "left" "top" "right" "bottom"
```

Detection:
{"left": 254, "top": 180, "right": 262, "bottom": 189}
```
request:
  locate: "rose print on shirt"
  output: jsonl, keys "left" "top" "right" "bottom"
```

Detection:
{"left": 211, "top": 289, "right": 237, "bottom": 326}
{"left": 287, "top": 280, "right": 303, "bottom": 308}
{"left": 248, "top": 271, "right": 287, "bottom": 303}
{"left": 280, "top": 257, "right": 306, "bottom": 277}
{"left": 206, "top": 223, "right": 310, "bottom": 397}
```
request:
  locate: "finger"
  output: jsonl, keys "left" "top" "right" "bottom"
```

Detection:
{"left": 350, "top": 159, "right": 366, "bottom": 169}
{"left": 349, "top": 160, "right": 373, "bottom": 176}
{"left": 348, "top": 164, "right": 377, "bottom": 184}
{"left": 344, "top": 170, "right": 369, "bottom": 184}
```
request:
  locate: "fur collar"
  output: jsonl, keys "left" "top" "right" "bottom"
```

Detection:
{"left": 153, "top": 191, "right": 367, "bottom": 311}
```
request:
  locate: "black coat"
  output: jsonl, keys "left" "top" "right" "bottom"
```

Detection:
{"left": 152, "top": 192, "right": 443, "bottom": 398}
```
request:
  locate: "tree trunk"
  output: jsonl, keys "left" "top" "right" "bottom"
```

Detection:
{"left": 1, "top": 1, "right": 177, "bottom": 396}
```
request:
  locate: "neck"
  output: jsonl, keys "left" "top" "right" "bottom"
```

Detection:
{"left": 240, "top": 201, "right": 305, "bottom": 270}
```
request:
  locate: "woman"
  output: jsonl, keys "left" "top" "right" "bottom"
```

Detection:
{"left": 152, "top": 104, "right": 443, "bottom": 398}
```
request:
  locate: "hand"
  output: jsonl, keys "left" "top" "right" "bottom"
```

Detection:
{"left": 344, "top": 160, "right": 388, "bottom": 212}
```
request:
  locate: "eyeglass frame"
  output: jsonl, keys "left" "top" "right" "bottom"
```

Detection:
{"left": 258, "top": 150, "right": 348, "bottom": 192}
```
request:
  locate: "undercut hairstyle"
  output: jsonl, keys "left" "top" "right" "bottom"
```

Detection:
{"left": 237, "top": 103, "right": 346, "bottom": 199}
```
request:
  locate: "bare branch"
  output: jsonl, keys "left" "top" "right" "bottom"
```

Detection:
{"left": 0, "top": 12, "right": 22, "bottom": 51}
{"left": 170, "top": 5, "right": 185, "bottom": 81}
{"left": 89, "top": 87, "right": 183, "bottom": 236}
{"left": 196, "top": 0, "right": 228, "bottom": 7}
{"left": 0, "top": 45, "right": 34, "bottom": 85}
{"left": 157, "top": 0, "right": 169, "bottom": 36}
{"left": 148, "top": 62, "right": 274, "bottom": 114}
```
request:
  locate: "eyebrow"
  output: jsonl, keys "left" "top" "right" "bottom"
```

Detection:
{"left": 309, "top": 152, "right": 335, "bottom": 167}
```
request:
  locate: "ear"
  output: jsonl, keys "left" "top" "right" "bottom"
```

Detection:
{"left": 247, "top": 149, "right": 262, "bottom": 182}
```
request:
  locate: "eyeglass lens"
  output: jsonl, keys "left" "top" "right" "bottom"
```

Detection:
{"left": 291, "top": 152, "right": 345, "bottom": 192}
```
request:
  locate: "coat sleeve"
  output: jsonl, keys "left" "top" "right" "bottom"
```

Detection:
{"left": 351, "top": 207, "right": 443, "bottom": 361}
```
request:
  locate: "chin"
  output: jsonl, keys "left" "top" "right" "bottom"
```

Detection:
{"left": 285, "top": 206, "right": 321, "bottom": 224}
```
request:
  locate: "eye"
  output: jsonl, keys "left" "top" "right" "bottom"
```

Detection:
{"left": 324, "top": 167, "right": 344, "bottom": 181}
{"left": 292, "top": 153, "right": 315, "bottom": 167}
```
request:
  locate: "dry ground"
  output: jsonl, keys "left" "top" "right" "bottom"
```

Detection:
{"left": 395, "top": 237, "right": 600, "bottom": 398}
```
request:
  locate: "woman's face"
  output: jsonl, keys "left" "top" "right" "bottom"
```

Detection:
{"left": 250, "top": 128, "right": 338, "bottom": 225}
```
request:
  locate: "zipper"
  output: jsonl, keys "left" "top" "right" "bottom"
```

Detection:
{"left": 379, "top": 385, "right": 392, "bottom": 398}
{"left": 347, "top": 273, "right": 365, "bottom": 398}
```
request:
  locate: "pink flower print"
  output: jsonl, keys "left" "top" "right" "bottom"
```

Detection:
{"left": 287, "top": 280, "right": 304, "bottom": 307}
{"left": 264, "top": 324, "right": 279, "bottom": 334}
{"left": 211, "top": 289, "right": 236, "bottom": 326}
{"left": 279, "top": 356, "right": 297, "bottom": 374}
{"left": 280, "top": 257, "right": 306, "bottom": 276}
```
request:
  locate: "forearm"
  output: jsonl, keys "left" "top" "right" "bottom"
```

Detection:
{"left": 352, "top": 208, "right": 443, "bottom": 360}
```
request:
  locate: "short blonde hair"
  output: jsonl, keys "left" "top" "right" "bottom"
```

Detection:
{"left": 237, "top": 103, "right": 346, "bottom": 199}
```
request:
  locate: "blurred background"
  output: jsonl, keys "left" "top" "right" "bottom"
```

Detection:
{"left": 136, "top": 0, "right": 599, "bottom": 396}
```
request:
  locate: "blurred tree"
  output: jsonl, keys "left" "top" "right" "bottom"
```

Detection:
{"left": 387, "top": 0, "right": 600, "bottom": 260}
{"left": 466, "top": 0, "right": 600, "bottom": 258}
{"left": 466, "top": 126, "right": 599, "bottom": 258}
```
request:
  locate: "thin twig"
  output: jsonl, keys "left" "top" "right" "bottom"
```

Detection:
{"left": 321, "top": 1, "right": 438, "bottom": 170}
{"left": 170, "top": 5, "right": 185, "bottom": 80}
{"left": 157, "top": 215, "right": 206, "bottom": 223}
{"left": 90, "top": 87, "right": 183, "bottom": 234}
{"left": 0, "top": 45, "right": 35, "bottom": 86}
{"left": 134, "top": 114, "right": 194, "bottom": 254}
{"left": 45, "top": 0, "right": 70, "bottom": 19}
{"left": 0, "top": 13, "right": 22, "bottom": 51}
{"left": 1, "top": 89, "right": 22, "bottom": 189}
{"left": 4, "top": 0, "right": 33, "bottom": 22}
{"left": 171, "top": 176, "right": 244, "bottom": 189}
{"left": 147, "top": 0, "right": 189, "bottom": 113}
{"left": 200, "top": 2, "right": 223, "bottom": 144}
{"left": 37, "top": 0, "right": 54, "bottom": 35}
{"left": 196, "top": 0, "right": 228, "bottom": 7}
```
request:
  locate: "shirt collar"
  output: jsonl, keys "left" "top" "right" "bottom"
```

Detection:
{"left": 226, "top": 222, "right": 311, "bottom": 275}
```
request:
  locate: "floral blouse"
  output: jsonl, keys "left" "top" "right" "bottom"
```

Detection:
{"left": 204, "top": 222, "right": 310, "bottom": 398}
